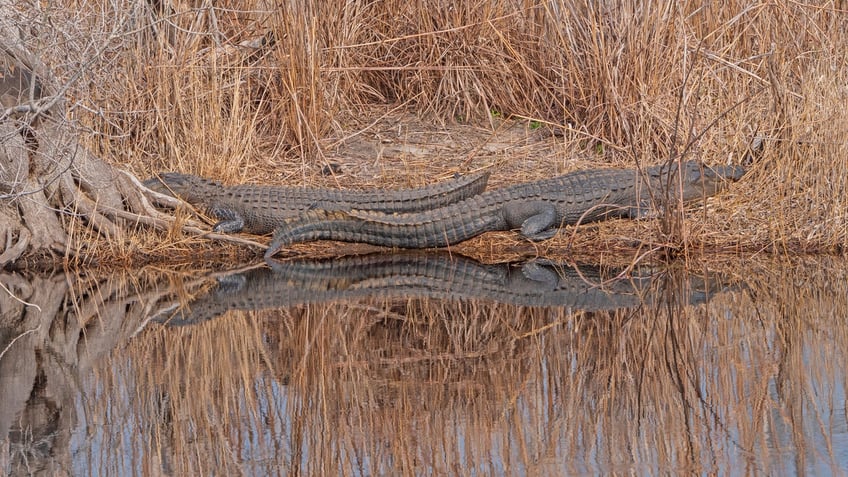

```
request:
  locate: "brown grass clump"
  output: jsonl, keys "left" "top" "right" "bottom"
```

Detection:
{"left": 33, "top": 0, "right": 846, "bottom": 262}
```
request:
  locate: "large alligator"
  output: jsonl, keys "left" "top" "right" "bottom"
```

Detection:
{"left": 153, "top": 252, "right": 730, "bottom": 327}
{"left": 143, "top": 171, "right": 490, "bottom": 235}
{"left": 265, "top": 161, "right": 746, "bottom": 256}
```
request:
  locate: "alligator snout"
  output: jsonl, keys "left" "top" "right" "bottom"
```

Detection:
{"left": 681, "top": 163, "right": 746, "bottom": 200}
{"left": 702, "top": 164, "right": 746, "bottom": 182}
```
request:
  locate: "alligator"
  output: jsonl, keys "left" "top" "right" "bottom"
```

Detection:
{"left": 143, "top": 170, "right": 490, "bottom": 235}
{"left": 265, "top": 161, "right": 746, "bottom": 256}
{"left": 154, "top": 252, "right": 730, "bottom": 327}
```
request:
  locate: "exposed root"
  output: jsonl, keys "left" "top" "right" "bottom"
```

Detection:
{"left": 118, "top": 170, "right": 175, "bottom": 221}
{"left": 0, "top": 206, "right": 30, "bottom": 265}
{"left": 57, "top": 174, "right": 119, "bottom": 239}
{"left": 15, "top": 183, "right": 66, "bottom": 248}
{"left": 2, "top": 158, "right": 270, "bottom": 265}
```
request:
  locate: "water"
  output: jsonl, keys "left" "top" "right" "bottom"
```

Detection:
{"left": 1, "top": 254, "right": 846, "bottom": 475}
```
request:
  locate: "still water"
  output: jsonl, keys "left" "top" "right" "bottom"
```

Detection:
{"left": 1, "top": 253, "right": 846, "bottom": 475}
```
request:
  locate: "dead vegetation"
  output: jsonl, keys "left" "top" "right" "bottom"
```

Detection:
{"left": 3, "top": 1, "right": 847, "bottom": 268}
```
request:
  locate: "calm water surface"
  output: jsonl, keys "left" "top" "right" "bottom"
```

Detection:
{"left": 1, "top": 253, "right": 846, "bottom": 476}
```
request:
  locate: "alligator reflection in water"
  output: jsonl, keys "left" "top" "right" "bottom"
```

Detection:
{"left": 155, "top": 252, "right": 729, "bottom": 327}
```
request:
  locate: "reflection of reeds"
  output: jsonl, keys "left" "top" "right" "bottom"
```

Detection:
{"left": 76, "top": 257, "right": 848, "bottom": 474}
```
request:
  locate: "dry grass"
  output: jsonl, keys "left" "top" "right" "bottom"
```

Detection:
{"left": 34, "top": 0, "right": 847, "bottom": 263}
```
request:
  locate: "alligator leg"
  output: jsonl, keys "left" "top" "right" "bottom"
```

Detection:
{"left": 208, "top": 205, "right": 246, "bottom": 233}
{"left": 503, "top": 201, "right": 560, "bottom": 241}
{"left": 519, "top": 260, "right": 561, "bottom": 290}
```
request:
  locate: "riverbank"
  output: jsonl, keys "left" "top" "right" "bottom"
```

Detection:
{"left": 36, "top": 113, "right": 842, "bottom": 272}
{"left": 9, "top": 2, "right": 848, "bottom": 269}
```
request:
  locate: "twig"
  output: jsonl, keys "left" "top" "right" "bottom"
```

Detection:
{"left": 0, "top": 279, "right": 41, "bottom": 311}
{"left": 0, "top": 325, "right": 41, "bottom": 362}
{"left": 102, "top": 205, "right": 267, "bottom": 249}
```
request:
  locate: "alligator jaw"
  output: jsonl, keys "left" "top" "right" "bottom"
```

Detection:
{"left": 681, "top": 163, "right": 746, "bottom": 201}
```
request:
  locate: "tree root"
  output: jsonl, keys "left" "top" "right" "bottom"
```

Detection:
{"left": 0, "top": 57, "right": 265, "bottom": 267}
{"left": 0, "top": 206, "right": 30, "bottom": 265}
{"left": 2, "top": 156, "right": 267, "bottom": 266}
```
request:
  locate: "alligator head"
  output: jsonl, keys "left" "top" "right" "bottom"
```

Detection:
{"left": 143, "top": 172, "right": 223, "bottom": 205}
{"left": 680, "top": 162, "right": 746, "bottom": 202}
{"left": 650, "top": 161, "right": 746, "bottom": 203}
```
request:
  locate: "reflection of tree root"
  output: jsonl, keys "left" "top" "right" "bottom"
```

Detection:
{"left": 0, "top": 267, "right": 215, "bottom": 471}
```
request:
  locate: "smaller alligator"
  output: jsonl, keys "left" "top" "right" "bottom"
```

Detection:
{"left": 143, "top": 171, "right": 489, "bottom": 235}
{"left": 265, "top": 161, "right": 745, "bottom": 257}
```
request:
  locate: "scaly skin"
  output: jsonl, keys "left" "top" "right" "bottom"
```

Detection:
{"left": 143, "top": 171, "right": 490, "bottom": 235}
{"left": 265, "top": 161, "right": 746, "bottom": 257}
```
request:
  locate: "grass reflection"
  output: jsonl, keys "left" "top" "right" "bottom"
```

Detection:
{"left": 79, "top": 257, "right": 848, "bottom": 475}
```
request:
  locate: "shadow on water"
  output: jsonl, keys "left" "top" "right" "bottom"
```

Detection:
{"left": 0, "top": 253, "right": 846, "bottom": 475}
